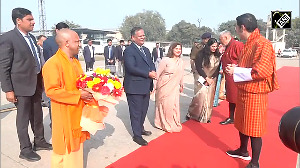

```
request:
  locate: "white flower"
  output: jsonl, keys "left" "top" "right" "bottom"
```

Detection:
{"left": 104, "top": 83, "right": 114, "bottom": 92}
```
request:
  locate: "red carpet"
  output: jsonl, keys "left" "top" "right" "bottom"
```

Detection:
{"left": 108, "top": 66, "right": 300, "bottom": 168}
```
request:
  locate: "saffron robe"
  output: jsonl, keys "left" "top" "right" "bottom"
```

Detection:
{"left": 43, "top": 49, "right": 90, "bottom": 155}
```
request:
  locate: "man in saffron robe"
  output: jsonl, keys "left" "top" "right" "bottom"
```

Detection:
{"left": 42, "top": 29, "right": 93, "bottom": 168}
{"left": 225, "top": 13, "right": 279, "bottom": 168}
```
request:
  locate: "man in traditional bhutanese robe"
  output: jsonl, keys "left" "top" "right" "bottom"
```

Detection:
{"left": 43, "top": 29, "right": 93, "bottom": 168}
{"left": 225, "top": 13, "right": 279, "bottom": 168}
{"left": 219, "top": 30, "right": 244, "bottom": 125}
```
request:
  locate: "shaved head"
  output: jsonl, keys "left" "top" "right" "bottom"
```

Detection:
{"left": 55, "top": 29, "right": 81, "bottom": 58}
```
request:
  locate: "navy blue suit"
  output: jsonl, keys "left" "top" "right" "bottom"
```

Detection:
{"left": 123, "top": 43, "right": 155, "bottom": 138}
{"left": 43, "top": 36, "right": 58, "bottom": 62}
{"left": 43, "top": 36, "right": 78, "bottom": 61}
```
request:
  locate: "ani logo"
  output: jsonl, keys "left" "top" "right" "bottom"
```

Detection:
{"left": 271, "top": 11, "right": 292, "bottom": 29}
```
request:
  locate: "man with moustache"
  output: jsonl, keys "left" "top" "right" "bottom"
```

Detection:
{"left": 123, "top": 27, "right": 156, "bottom": 146}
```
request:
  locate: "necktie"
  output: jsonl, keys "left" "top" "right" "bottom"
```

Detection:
{"left": 140, "top": 47, "right": 148, "bottom": 63}
{"left": 109, "top": 46, "right": 113, "bottom": 59}
{"left": 25, "top": 35, "right": 41, "bottom": 74}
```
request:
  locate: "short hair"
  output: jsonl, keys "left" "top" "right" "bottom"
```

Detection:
{"left": 219, "top": 30, "right": 231, "bottom": 36}
{"left": 107, "top": 39, "right": 112, "bottom": 43}
{"left": 156, "top": 42, "right": 159, "bottom": 45}
{"left": 120, "top": 40, "right": 124, "bottom": 43}
{"left": 37, "top": 35, "right": 46, "bottom": 40}
{"left": 167, "top": 42, "right": 182, "bottom": 58}
{"left": 12, "top": 8, "right": 32, "bottom": 25}
{"left": 56, "top": 22, "right": 69, "bottom": 30}
{"left": 130, "top": 27, "right": 143, "bottom": 37}
{"left": 236, "top": 13, "right": 257, "bottom": 32}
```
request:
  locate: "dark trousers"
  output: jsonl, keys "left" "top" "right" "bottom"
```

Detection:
{"left": 126, "top": 93, "right": 150, "bottom": 138}
{"left": 85, "top": 61, "right": 94, "bottom": 71}
{"left": 15, "top": 77, "right": 45, "bottom": 153}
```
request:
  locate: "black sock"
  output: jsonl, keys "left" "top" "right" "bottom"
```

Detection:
{"left": 239, "top": 132, "right": 249, "bottom": 153}
{"left": 229, "top": 103, "right": 236, "bottom": 120}
{"left": 250, "top": 137, "right": 262, "bottom": 166}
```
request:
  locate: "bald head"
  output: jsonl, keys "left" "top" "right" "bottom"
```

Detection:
{"left": 56, "top": 29, "right": 81, "bottom": 57}
{"left": 219, "top": 30, "right": 232, "bottom": 46}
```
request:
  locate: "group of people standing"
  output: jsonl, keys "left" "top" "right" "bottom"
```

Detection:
{"left": 0, "top": 7, "right": 279, "bottom": 168}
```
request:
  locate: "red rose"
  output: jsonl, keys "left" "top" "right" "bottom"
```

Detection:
{"left": 100, "top": 86, "right": 111, "bottom": 95}
{"left": 99, "top": 76, "right": 108, "bottom": 85}
{"left": 85, "top": 77, "right": 93, "bottom": 81}
{"left": 113, "top": 88, "right": 123, "bottom": 97}
{"left": 92, "top": 83, "right": 102, "bottom": 92}
{"left": 76, "top": 80, "right": 87, "bottom": 89}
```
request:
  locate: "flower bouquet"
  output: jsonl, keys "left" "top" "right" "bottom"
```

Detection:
{"left": 76, "top": 68, "right": 123, "bottom": 135}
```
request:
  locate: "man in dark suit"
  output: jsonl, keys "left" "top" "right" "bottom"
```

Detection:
{"left": 0, "top": 7, "right": 52, "bottom": 162}
{"left": 123, "top": 27, "right": 156, "bottom": 146}
{"left": 115, "top": 40, "right": 126, "bottom": 77}
{"left": 83, "top": 39, "right": 95, "bottom": 71}
{"left": 43, "top": 22, "right": 69, "bottom": 62}
{"left": 104, "top": 39, "right": 116, "bottom": 65}
{"left": 151, "top": 42, "right": 163, "bottom": 62}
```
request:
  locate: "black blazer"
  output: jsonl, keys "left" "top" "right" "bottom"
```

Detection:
{"left": 123, "top": 43, "right": 155, "bottom": 94}
{"left": 152, "top": 47, "right": 163, "bottom": 62}
{"left": 115, "top": 45, "right": 125, "bottom": 61}
{"left": 83, "top": 45, "right": 95, "bottom": 63}
{"left": 104, "top": 45, "right": 116, "bottom": 64}
{"left": 0, "top": 27, "right": 42, "bottom": 96}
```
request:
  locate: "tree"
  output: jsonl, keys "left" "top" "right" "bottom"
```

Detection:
{"left": 218, "top": 20, "right": 237, "bottom": 37}
{"left": 167, "top": 20, "right": 213, "bottom": 46}
{"left": 285, "top": 17, "right": 300, "bottom": 48}
{"left": 119, "top": 10, "right": 166, "bottom": 41}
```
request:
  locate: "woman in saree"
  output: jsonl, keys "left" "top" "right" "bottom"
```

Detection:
{"left": 154, "top": 42, "right": 184, "bottom": 132}
{"left": 187, "top": 38, "right": 221, "bottom": 123}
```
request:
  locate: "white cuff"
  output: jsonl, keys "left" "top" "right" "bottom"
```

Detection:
{"left": 233, "top": 67, "right": 253, "bottom": 82}
{"left": 197, "top": 76, "right": 206, "bottom": 86}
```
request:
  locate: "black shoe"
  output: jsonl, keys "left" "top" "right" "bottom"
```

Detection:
{"left": 246, "top": 162, "right": 260, "bottom": 168}
{"left": 142, "top": 130, "right": 152, "bottom": 136}
{"left": 19, "top": 151, "right": 41, "bottom": 162}
{"left": 185, "top": 115, "right": 190, "bottom": 120}
{"left": 207, "top": 120, "right": 211, "bottom": 123}
{"left": 133, "top": 137, "right": 148, "bottom": 146}
{"left": 226, "top": 148, "right": 251, "bottom": 161}
{"left": 33, "top": 142, "right": 53, "bottom": 151}
{"left": 220, "top": 118, "right": 234, "bottom": 125}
